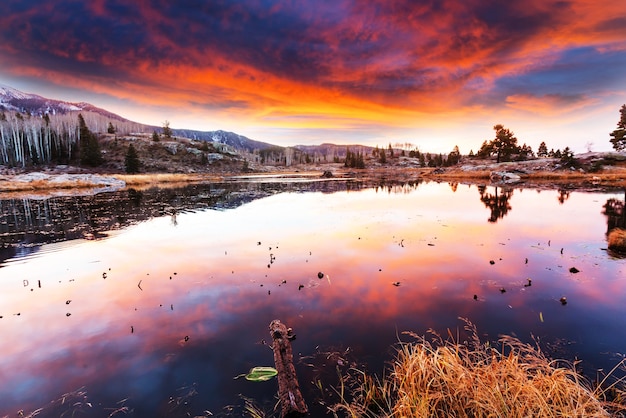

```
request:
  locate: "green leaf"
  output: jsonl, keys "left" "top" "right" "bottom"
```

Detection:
{"left": 245, "top": 366, "right": 278, "bottom": 382}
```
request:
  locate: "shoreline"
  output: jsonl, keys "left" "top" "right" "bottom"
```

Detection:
{"left": 1, "top": 161, "right": 625, "bottom": 199}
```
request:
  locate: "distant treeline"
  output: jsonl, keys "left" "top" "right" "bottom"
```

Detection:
{"left": 0, "top": 111, "right": 146, "bottom": 167}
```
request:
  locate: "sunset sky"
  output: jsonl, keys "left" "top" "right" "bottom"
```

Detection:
{"left": 0, "top": 0, "right": 625, "bottom": 153}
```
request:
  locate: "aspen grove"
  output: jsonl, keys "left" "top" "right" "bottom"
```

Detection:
{"left": 0, "top": 111, "right": 145, "bottom": 168}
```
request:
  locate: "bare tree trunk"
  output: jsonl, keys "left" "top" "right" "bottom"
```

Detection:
{"left": 0, "top": 122, "right": 8, "bottom": 164}
{"left": 269, "top": 320, "right": 308, "bottom": 417}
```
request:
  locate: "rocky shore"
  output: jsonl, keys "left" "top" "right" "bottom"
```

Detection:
{"left": 1, "top": 152, "right": 625, "bottom": 199}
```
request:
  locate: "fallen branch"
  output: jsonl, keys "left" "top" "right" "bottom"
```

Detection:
{"left": 269, "top": 319, "right": 308, "bottom": 417}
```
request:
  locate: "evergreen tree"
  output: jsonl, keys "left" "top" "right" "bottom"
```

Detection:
{"left": 78, "top": 114, "right": 103, "bottom": 166}
{"left": 447, "top": 145, "right": 461, "bottom": 165}
{"left": 152, "top": 130, "right": 160, "bottom": 142}
{"left": 609, "top": 104, "right": 626, "bottom": 151}
{"left": 124, "top": 143, "right": 140, "bottom": 173}
{"left": 107, "top": 122, "right": 116, "bottom": 134}
{"left": 537, "top": 141, "right": 548, "bottom": 157}
{"left": 560, "top": 146, "right": 578, "bottom": 167}
{"left": 356, "top": 151, "right": 365, "bottom": 168}
{"left": 477, "top": 140, "right": 493, "bottom": 158}
{"left": 379, "top": 148, "right": 387, "bottom": 163}
{"left": 163, "top": 120, "right": 173, "bottom": 139}
{"left": 517, "top": 143, "right": 534, "bottom": 160}
{"left": 491, "top": 124, "right": 518, "bottom": 163}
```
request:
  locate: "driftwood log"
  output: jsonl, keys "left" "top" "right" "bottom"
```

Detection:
{"left": 269, "top": 319, "right": 308, "bottom": 417}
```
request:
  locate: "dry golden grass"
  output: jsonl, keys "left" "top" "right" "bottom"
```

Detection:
{"left": 332, "top": 320, "right": 626, "bottom": 417}
{"left": 0, "top": 179, "right": 96, "bottom": 192}
{"left": 113, "top": 173, "right": 222, "bottom": 186}
{"left": 423, "top": 169, "right": 492, "bottom": 180}
{"left": 608, "top": 229, "right": 626, "bottom": 253}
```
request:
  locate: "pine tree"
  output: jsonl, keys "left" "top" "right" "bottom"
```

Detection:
{"left": 163, "top": 120, "right": 173, "bottom": 139}
{"left": 609, "top": 104, "right": 626, "bottom": 151}
{"left": 78, "top": 114, "right": 103, "bottom": 166}
{"left": 125, "top": 143, "right": 140, "bottom": 173}
{"left": 537, "top": 141, "right": 548, "bottom": 157}
{"left": 491, "top": 124, "right": 518, "bottom": 163}
{"left": 379, "top": 148, "right": 387, "bottom": 163}
{"left": 447, "top": 145, "right": 461, "bottom": 165}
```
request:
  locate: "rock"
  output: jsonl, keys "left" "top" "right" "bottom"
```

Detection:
{"left": 321, "top": 170, "right": 334, "bottom": 178}
{"left": 490, "top": 171, "right": 521, "bottom": 182}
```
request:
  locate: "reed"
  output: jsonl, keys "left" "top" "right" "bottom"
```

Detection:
{"left": 331, "top": 320, "right": 626, "bottom": 417}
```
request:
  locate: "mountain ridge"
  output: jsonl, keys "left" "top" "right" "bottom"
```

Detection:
{"left": 0, "top": 84, "right": 278, "bottom": 152}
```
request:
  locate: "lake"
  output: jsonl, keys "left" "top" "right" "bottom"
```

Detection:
{"left": 1, "top": 179, "right": 625, "bottom": 417}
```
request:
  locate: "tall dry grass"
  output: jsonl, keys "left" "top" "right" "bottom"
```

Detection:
{"left": 0, "top": 178, "right": 97, "bottom": 192}
{"left": 331, "top": 320, "right": 626, "bottom": 417}
{"left": 608, "top": 229, "right": 626, "bottom": 253}
{"left": 113, "top": 173, "right": 222, "bottom": 189}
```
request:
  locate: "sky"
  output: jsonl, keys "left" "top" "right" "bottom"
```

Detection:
{"left": 0, "top": 0, "right": 625, "bottom": 153}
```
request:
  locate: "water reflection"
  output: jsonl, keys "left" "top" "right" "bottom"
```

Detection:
{"left": 603, "top": 190, "right": 626, "bottom": 233}
{"left": 0, "top": 180, "right": 368, "bottom": 264}
{"left": 557, "top": 188, "right": 571, "bottom": 204}
{"left": 0, "top": 182, "right": 625, "bottom": 417}
{"left": 478, "top": 185, "right": 513, "bottom": 222}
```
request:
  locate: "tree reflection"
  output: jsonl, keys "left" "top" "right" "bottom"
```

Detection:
{"left": 602, "top": 189, "right": 626, "bottom": 234}
{"left": 478, "top": 185, "right": 514, "bottom": 223}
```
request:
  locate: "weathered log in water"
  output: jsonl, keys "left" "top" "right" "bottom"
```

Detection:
{"left": 269, "top": 319, "right": 308, "bottom": 417}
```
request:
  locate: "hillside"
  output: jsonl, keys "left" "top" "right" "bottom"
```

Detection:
{"left": 0, "top": 84, "right": 276, "bottom": 153}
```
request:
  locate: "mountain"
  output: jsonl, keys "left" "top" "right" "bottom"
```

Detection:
{"left": 0, "top": 84, "right": 276, "bottom": 152}
{"left": 171, "top": 128, "right": 276, "bottom": 152}
{"left": 294, "top": 142, "right": 374, "bottom": 158}
{"left": 0, "top": 84, "right": 127, "bottom": 121}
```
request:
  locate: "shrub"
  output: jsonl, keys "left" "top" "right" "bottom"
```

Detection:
{"left": 608, "top": 228, "right": 626, "bottom": 253}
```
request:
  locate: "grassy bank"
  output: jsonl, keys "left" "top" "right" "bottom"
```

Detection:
{"left": 331, "top": 321, "right": 626, "bottom": 417}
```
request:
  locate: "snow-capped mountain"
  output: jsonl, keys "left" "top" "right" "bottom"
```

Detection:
{"left": 0, "top": 84, "right": 276, "bottom": 151}
{"left": 0, "top": 83, "right": 126, "bottom": 121}
{"left": 172, "top": 128, "right": 275, "bottom": 152}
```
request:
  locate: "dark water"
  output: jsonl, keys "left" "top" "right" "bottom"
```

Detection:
{"left": 0, "top": 180, "right": 625, "bottom": 417}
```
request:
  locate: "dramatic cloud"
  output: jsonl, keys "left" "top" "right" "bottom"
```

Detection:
{"left": 0, "top": 0, "right": 624, "bottom": 151}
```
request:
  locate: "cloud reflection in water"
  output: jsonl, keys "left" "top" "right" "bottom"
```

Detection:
{"left": 0, "top": 183, "right": 624, "bottom": 415}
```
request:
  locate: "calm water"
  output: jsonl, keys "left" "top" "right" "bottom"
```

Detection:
{"left": 0, "top": 180, "right": 625, "bottom": 416}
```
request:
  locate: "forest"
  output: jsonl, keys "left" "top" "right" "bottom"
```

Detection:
{"left": 0, "top": 111, "right": 145, "bottom": 168}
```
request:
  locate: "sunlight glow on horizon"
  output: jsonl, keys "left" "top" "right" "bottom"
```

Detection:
{"left": 0, "top": 0, "right": 625, "bottom": 153}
